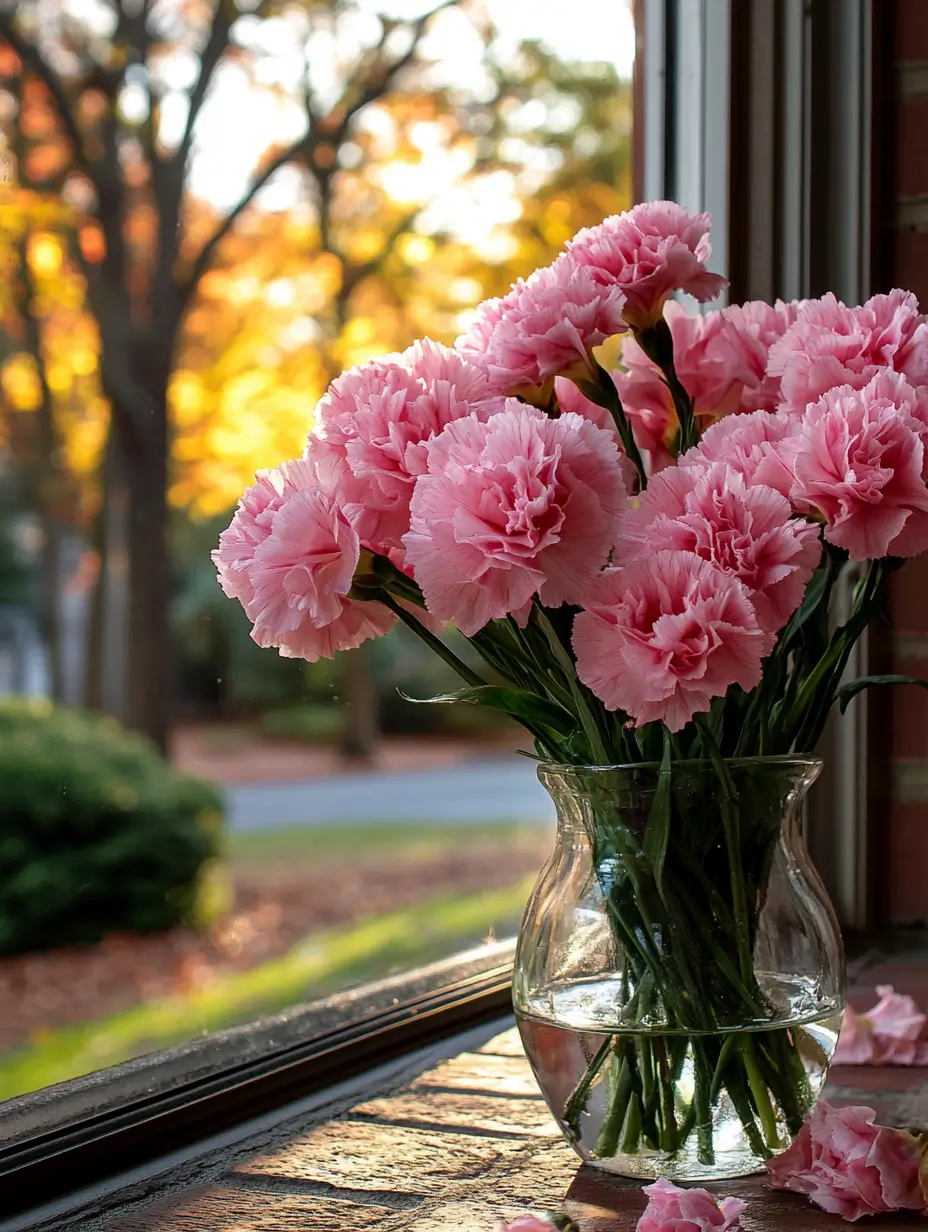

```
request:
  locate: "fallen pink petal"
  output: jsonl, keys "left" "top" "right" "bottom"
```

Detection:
{"left": 494, "top": 1215, "right": 578, "bottom": 1232}
{"left": 766, "top": 1101, "right": 928, "bottom": 1221}
{"left": 636, "top": 1176, "right": 745, "bottom": 1231}
{"left": 833, "top": 1005, "right": 876, "bottom": 1065}
{"left": 834, "top": 986, "right": 928, "bottom": 1066}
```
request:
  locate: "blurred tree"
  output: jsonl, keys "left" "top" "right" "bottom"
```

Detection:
{"left": 0, "top": 0, "right": 631, "bottom": 751}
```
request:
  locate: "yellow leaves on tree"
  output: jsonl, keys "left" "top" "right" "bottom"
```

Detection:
{"left": 0, "top": 187, "right": 106, "bottom": 524}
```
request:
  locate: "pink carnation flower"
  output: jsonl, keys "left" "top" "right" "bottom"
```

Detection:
{"left": 768, "top": 289, "right": 928, "bottom": 415}
{"left": 315, "top": 341, "right": 501, "bottom": 555}
{"left": 404, "top": 405, "right": 628, "bottom": 636}
{"left": 567, "top": 200, "right": 728, "bottom": 327}
{"left": 637, "top": 1177, "right": 745, "bottom": 1232}
{"left": 554, "top": 374, "right": 615, "bottom": 431}
{"left": 455, "top": 256, "right": 628, "bottom": 400}
{"left": 573, "top": 551, "right": 767, "bottom": 731}
{"left": 618, "top": 464, "right": 821, "bottom": 635}
{"left": 614, "top": 303, "right": 761, "bottom": 464}
{"left": 213, "top": 455, "right": 394, "bottom": 662}
{"left": 766, "top": 1101, "right": 928, "bottom": 1222}
{"left": 494, "top": 1216, "right": 576, "bottom": 1232}
{"left": 863, "top": 368, "right": 928, "bottom": 448}
{"left": 212, "top": 466, "right": 295, "bottom": 611}
{"left": 554, "top": 376, "right": 639, "bottom": 490}
{"left": 722, "top": 298, "right": 803, "bottom": 412}
{"left": 868, "top": 985, "right": 928, "bottom": 1064}
{"left": 680, "top": 410, "right": 801, "bottom": 498}
{"left": 790, "top": 377, "right": 928, "bottom": 560}
{"left": 834, "top": 1005, "right": 877, "bottom": 1065}
{"left": 836, "top": 985, "right": 928, "bottom": 1066}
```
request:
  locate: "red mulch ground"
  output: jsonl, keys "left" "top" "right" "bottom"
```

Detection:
{"left": 170, "top": 725, "right": 522, "bottom": 785}
{"left": 0, "top": 841, "right": 547, "bottom": 1053}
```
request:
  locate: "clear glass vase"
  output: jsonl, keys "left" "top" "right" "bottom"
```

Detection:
{"left": 513, "top": 757, "right": 845, "bottom": 1182}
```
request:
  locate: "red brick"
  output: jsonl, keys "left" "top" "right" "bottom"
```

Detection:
{"left": 887, "top": 803, "right": 928, "bottom": 921}
{"left": 886, "top": 228, "right": 928, "bottom": 305}
{"left": 894, "top": 98, "right": 928, "bottom": 196}
{"left": 853, "top": 956, "right": 928, "bottom": 986}
{"left": 891, "top": 0, "right": 928, "bottom": 60}
{"left": 889, "top": 558, "right": 928, "bottom": 630}
{"left": 886, "top": 683, "right": 928, "bottom": 759}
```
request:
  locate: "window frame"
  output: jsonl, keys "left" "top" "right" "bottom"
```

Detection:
{"left": 640, "top": 0, "right": 880, "bottom": 931}
{"left": 0, "top": 941, "right": 515, "bottom": 1220}
{"left": 2, "top": 3, "right": 888, "bottom": 1221}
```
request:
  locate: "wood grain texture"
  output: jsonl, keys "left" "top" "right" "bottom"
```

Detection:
{"left": 564, "top": 1168, "right": 928, "bottom": 1232}
{"left": 97, "top": 1020, "right": 928, "bottom": 1231}
{"left": 233, "top": 1118, "right": 533, "bottom": 1192}
{"left": 477, "top": 1027, "right": 527, "bottom": 1057}
{"left": 103, "top": 1186, "right": 399, "bottom": 1231}
{"left": 350, "top": 1088, "right": 560, "bottom": 1137}
{"left": 411, "top": 1050, "right": 543, "bottom": 1097}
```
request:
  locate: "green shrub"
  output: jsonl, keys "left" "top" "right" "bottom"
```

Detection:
{"left": 0, "top": 697, "right": 224, "bottom": 956}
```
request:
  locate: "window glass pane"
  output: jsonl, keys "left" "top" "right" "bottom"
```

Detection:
{"left": 0, "top": 0, "right": 634, "bottom": 1105}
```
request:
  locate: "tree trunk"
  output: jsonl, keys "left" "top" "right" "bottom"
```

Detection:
{"left": 97, "top": 417, "right": 133, "bottom": 720}
{"left": 340, "top": 642, "right": 378, "bottom": 760}
{"left": 116, "top": 367, "right": 172, "bottom": 753}
{"left": 83, "top": 536, "right": 105, "bottom": 712}
{"left": 38, "top": 515, "right": 64, "bottom": 700}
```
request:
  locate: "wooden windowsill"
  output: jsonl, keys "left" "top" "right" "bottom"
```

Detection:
{"left": 96, "top": 1018, "right": 928, "bottom": 1230}
{"left": 18, "top": 944, "right": 918, "bottom": 1232}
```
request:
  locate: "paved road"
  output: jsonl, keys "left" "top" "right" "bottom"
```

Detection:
{"left": 225, "top": 757, "right": 556, "bottom": 832}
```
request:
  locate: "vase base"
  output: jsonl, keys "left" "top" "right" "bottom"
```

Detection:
{"left": 577, "top": 1147, "right": 768, "bottom": 1183}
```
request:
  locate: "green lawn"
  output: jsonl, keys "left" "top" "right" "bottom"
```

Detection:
{"left": 227, "top": 820, "right": 544, "bottom": 868}
{"left": 0, "top": 876, "right": 534, "bottom": 1102}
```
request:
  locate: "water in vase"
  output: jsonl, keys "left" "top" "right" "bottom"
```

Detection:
{"left": 517, "top": 974, "right": 843, "bottom": 1182}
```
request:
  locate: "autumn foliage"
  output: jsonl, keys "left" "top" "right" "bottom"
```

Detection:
{"left": 0, "top": 0, "right": 632, "bottom": 742}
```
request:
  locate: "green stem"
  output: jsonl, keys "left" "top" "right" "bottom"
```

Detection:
{"left": 724, "top": 1062, "right": 771, "bottom": 1160}
{"left": 594, "top": 1051, "right": 633, "bottom": 1158}
{"left": 786, "top": 561, "right": 883, "bottom": 749}
{"left": 620, "top": 1090, "right": 643, "bottom": 1153}
{"left": 655, "top": 1040, "right": 679, "bottom": 1153}
{"left": 691, "top": 1039, "right": 715, "bottom": 1164}
{"left": 578, "top": 362, "right": 648, "bottom": 489}
{"left": 532, "top": 602, "right": 611, "bottom": 764}
{"left": 741, "top": 1038, "right": 782, "bottom": 1149}
{"left": 379, "top": 594, "right": 487, "bottom": 688}
{"left": 697, "top": 719, "right": 754, "bottom": 985}
{"left": 635, "top": 317, "right": 698, "bottom": 453}
{"left": 640, "top": 1038, "right": 659, "bottom": 1148}
{"left": 563, "top": 1035, "right": 612, "bottom": 1142}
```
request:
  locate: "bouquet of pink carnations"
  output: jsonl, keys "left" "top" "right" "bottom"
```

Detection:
{"left": 215, "top": 201, "right": 928, "bottom": 1175}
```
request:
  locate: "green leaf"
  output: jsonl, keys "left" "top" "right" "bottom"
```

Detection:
{"left": 398, "top": 685, "right": 576, "bottom": 737}
{"left": 837, "top": 674, "right": 928, "bottom": 714}
{"left": 643, "top": 728, "right": 672, "bottom": 889}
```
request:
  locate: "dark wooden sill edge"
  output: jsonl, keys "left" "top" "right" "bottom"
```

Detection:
{"left": 0, "top": 946, "right": 516, "bottom": 1220}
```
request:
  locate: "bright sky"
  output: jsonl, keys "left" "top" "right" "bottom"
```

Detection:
{"left": 485, "top": 0, "right": 635, "bottom": 77}
{"left": 184, "top": 1, "right": 635, "bottom": 228}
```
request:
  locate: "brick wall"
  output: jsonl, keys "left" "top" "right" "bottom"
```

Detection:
{"left": 874, "top": 0, "right": 928, "bottom": 923}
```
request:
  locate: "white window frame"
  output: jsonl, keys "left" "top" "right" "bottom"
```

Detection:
{"left": 640, "top": 0, "right": 876, "bottom": 928}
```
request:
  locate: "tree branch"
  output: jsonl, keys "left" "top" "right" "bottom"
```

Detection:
{"left": 174, "top": 1, "right": 233, "bottom": 175}
{"left": 174, "top": 137, "right": 304, "bottom": 309}
{"left": 153, "top": 0, "right": 234, "bottom": 329}
{"left": 0, "top": 14, "right": 100, "bottom": 192}
{"left": 332, "top": 0, "right": 459, "bottom": 144}
{"left": 339, "top": 208, "right": 419, "bottom": 304}
{"left": 176, "top": 0, "right": 458, "bottom": 312}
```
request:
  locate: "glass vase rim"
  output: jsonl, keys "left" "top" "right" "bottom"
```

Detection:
{"left": 536, "top": 753, "right": 823, "bottom": 777}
